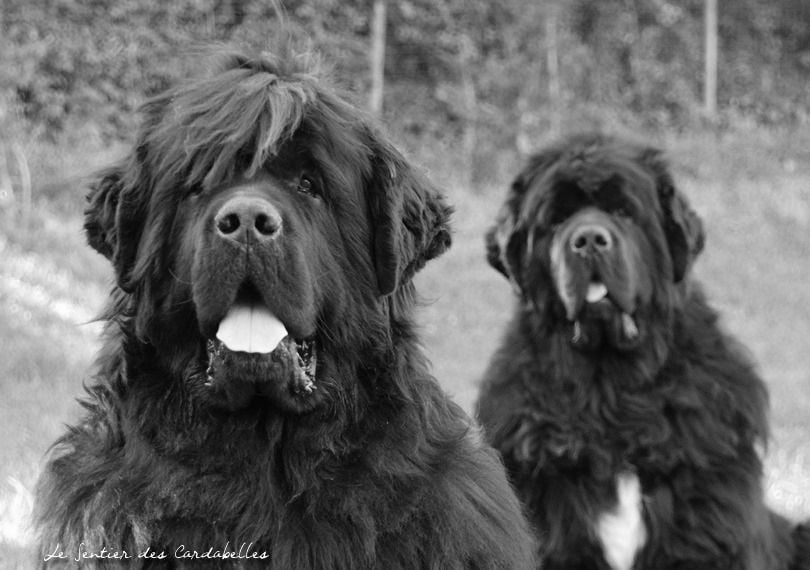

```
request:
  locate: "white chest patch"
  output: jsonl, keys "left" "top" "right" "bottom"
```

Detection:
{"left": 594, "top": 472, "right": 647, "bottom": 570}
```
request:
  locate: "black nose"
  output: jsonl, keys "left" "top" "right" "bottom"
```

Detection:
{"left": 570, "top": 223, "right": 613, "bottom": 255}
{"left": 214, "top": 195, "right": 282, "bottom": 244}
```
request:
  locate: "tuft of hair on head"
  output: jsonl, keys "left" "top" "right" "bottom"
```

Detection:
{"left": 135, "top": 43, "right": 330, "bottom": 197}
{"left": 179, "top": 15, "right": 327, "bottom": 89}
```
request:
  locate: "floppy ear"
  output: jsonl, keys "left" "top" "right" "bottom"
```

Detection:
{"left": 84, "top": 161, "right": 148, "bottom": 293}
{"left": 644, "top": 150, "right": 705, "bottom": 282}
{"left": 485, "top": 147, "right": 564, "bottom": 293}
{"left": 485, "top": 177, "right": 525, "bottom": 292}
{"left": 84, "top": 166, "right": 124, "bottom": 261}
{"left": 367, "top": 140, "right": 452, "bottom": 296}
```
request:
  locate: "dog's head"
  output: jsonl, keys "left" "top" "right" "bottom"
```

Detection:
{"left": 486, "top": 134, "right": 704, "bottom": 351}
{"left": 85, "top": 51, "right": 451, "bottom": 412}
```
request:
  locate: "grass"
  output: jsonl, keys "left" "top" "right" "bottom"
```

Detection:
{"left": 0, "top": 201, "right": 110, "bottom": 565}
{"left": 1, "top": 128, "right": 808, "bottom": 564}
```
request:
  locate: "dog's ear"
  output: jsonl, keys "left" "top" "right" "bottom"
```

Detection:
{"left": 367, "top": 139, "right": 452, "bottom": 296}
{"left": 485, "top": 176, "right": 526, "bottom": 292}
{"left": 487, "top": 146, "right": 570, "bottom": 292}
{"left": 84, "top": 161, "right": 148, "bottom": 293}
{"left": 85, "top": 166, "right": 124, "bottom": 261}
{"left": 644, "top": 150, "right": 705, "bottom": 282}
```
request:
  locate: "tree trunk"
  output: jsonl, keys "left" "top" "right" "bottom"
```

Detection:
{"left": 12, "top": 143, "right": 31, "bottom": 232}
{"left": 369, "top": 0, "right": 387, "bottom": 116}
{"left": 0, "top": 146, "right": 12, "bottom": 205}
{"left": 704, "top": 0, "right": 718, "bottom": 117}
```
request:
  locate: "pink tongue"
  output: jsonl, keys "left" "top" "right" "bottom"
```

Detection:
{"left": 215, "top": 302, "right": 288, "bottom": 354}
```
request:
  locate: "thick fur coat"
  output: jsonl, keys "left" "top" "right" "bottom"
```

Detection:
{"left": 35, "top": 50, "right": 536, "bottom": 569}
{"left": 476, "top": 133, "right": 809, "bottom": 570}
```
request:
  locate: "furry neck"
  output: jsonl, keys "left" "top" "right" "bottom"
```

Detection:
{"left": 492, "top": 301, "right": 680, "bottom": 477}
{"left": 517, "top": 299, "right": 673, "bottom": 391}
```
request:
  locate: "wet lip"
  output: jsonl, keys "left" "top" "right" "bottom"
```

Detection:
{"left": 213, "top": 281, "right": 314, "bottom": 354}
{"left": 204, "top": 335, "right": 318, "bottom": 394}
{"left": 570, "top": 302, "right": 640, "bottom": 347}
{"left": 204, "top": 282, "right": 318, "bottom": 393}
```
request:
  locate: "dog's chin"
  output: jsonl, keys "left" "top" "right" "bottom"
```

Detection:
{"left": 551, "top": 277, "right": 643, "bottom": 352}
{"left": 567, "top": 298, "right": 643, "bottom": 352}
{"left": 198, "top": 336, "right": 323, "bottom": 413}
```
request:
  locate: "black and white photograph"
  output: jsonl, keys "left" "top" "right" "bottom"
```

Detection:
{"left": 0, "top": 1, "right": 808, "bottom": 568}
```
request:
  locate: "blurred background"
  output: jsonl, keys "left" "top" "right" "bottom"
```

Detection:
{"left": 1, "top": 0, "right": 808, "bottom": 563}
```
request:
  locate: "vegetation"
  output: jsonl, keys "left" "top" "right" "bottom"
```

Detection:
{"left": 2, "top": 1, "right": 810, "bottom": 148}
{"left": 1, "top": 0, "right": 808, "bottom": 563}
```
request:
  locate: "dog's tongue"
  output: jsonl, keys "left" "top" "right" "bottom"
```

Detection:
{"left": 215, "top": 302, "right": 288, "bottom": 354}
{"left": 586, "top": 282, "right": 609, "bottom": 303}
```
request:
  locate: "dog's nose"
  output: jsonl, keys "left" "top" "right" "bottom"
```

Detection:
{"left": 214, "top": 196, "right": 282, "bottom": 244}
{"left": 570, "top": 223, "right": 613, "bottom": 255}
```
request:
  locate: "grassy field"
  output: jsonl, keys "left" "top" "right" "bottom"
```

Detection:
{"left": 1, "top": 129, "right": 808, "bottom": 564}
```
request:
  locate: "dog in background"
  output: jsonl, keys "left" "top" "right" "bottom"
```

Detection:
{"left": 35, "top": 48, "right": 536, "bottom": 569}
{"left": 477, "top": 133, "right": 810, "bottom": 569}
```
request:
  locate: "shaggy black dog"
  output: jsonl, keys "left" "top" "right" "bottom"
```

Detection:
{"left": 35, "top": 50, "right": 536, "bottom": 569}
{"left": 476, "top": 133, "right": 809, "bottom": 570}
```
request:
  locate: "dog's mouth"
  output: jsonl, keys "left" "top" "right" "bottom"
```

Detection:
{"left": 198, "top": 286, "right": 319, "bottom": 411}
{"left": 585, "top": 280, "right": 609, "bottom": 304}
{"left": 204, "top": 336, "right": 318, "bottom": 395}
{"left": 569, "top": 274, "right": 640, "bottom": 350}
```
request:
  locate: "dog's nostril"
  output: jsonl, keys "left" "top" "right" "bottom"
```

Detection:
{"left": 214, "top": 195, "right": 283, "bottom": 243}
{"left": 217, "top": 213, "right": 241, "bottom": 235}
{"left": 254, "top": 213, "right": 278, "bottom": 236}
{"left": 571, "top": 225, "right": 613, "bottom": 253}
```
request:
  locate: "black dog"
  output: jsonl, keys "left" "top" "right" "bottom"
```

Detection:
{"left": 35, "top": 50, "right": 536, "bottom": 569}
{"left": 477, "top": 133, "right": 809, "bottom": 569}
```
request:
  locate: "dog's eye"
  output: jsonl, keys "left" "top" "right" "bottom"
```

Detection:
{"left": 612, "top": 205, "right": 637, "bottom": 220}
{"left": 186, "top": 184, "right": 204, "bottom": 198}
{"left": 297, "top": 174, "right": 319, "bottom": 196}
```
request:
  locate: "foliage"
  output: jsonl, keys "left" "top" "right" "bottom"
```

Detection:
{"left": 0, "top": 0, "right": 808, "bottom": 176}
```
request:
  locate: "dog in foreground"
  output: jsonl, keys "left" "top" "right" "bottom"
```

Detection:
{"left": 35, "top": 49, "right": 536, "bottom": 568}
{"left": 477, "top": 133, "right": 810, "bottom": 569}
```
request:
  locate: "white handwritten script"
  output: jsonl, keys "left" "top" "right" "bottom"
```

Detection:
{"left": 43, "top": 542, "right": 270, "bottom": 563}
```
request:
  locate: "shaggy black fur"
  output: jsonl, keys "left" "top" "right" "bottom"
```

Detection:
{"left": 35, "top": 49, "right": 536, "bottom": 569}
{"left": 476, "top": 133, "right": 809, "bottom": 570}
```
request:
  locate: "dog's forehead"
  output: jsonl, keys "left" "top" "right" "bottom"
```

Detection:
{"left": 555, "top": 153, "right": 659, "bottom": 203}
{"left": 523, "top": 139, "right": 655, "bottom": 192}
{"left": 516, "top": 157, "right": 661, "bottom": 227}
{"left": 139, "top": 66, "right": 376, "bottom": 200}
{"left": 558, "top": 166, "right": 610, "bottom": 195}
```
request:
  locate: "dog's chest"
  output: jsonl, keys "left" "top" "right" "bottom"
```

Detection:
{"left": 593, "top": 472, "right": 647, "bottom": 570}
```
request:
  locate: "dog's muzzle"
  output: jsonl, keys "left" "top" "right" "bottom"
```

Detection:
{"left": 550, "top": 208, "right": 641, "bottom": 348}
